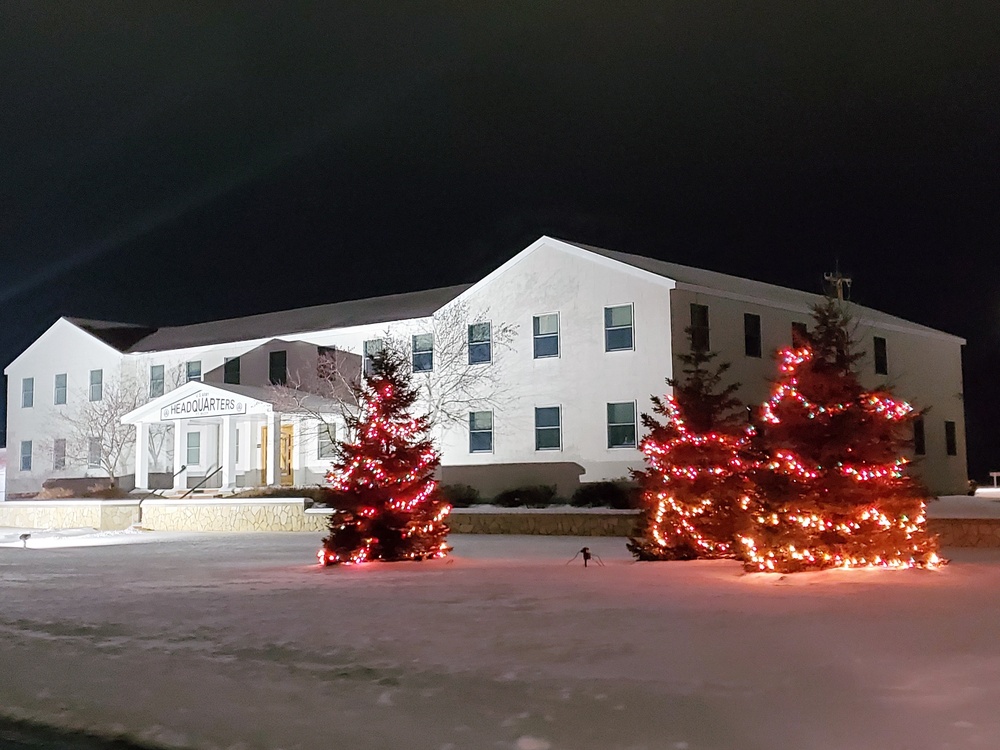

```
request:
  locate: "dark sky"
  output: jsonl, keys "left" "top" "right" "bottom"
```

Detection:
{"left": 2, "top": 4, "right": 998, "bottom": 478}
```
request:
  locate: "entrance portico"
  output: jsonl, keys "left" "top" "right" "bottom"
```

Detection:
{"left": 123, "top": 381, "right": 292, "bottom": 492}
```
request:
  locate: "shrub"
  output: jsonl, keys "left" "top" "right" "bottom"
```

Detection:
{"left": 439, "top": 483, "right": 481, "bottom": 507}
{"left": 492, "top": 485, "right": 558, "bottom": 508}
{"left": 34, "top": 486, "right": 75, "bottom": 500}
{"left": 232, "top": 486, "right": 339, "bottom": 505}
{"left": 84, "top": 485, "right": 132, "bottom": 499}
{"left": 570, "top": 481, "right": 637, "bottom": 509}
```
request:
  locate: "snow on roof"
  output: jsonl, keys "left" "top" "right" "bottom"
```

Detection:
{"left": 127, "top": 284, "right": 471, "bottom": 353}
{"left": 565, "top": 241, "right": 963, "bottom": 341}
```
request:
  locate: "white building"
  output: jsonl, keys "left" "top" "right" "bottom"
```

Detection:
{"left": 2, "top": 237, "right": 968, "bottom": 498}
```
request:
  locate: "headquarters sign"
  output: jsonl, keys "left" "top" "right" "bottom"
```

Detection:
{"left": 160, "top": 391, "right": 248, "bottom": 421}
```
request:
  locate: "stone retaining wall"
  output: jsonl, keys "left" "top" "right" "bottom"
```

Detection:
{"left": 2, "top": 500, "right": 1000, "bottom": 547}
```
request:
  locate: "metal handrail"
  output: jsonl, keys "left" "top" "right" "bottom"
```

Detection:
{"left": 180, "top": 465, "right": 223, "bottom": 499}
{"left": 136, "top": 464, "right": 186, "bottom": 524}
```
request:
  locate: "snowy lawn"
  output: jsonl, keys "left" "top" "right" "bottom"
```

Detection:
{"left": 1, "top": 532, "right": 999, "bottom": 750}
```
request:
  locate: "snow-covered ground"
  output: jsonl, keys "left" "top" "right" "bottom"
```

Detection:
{"left": 1, "top": 531, "right": 1000, "bottom": 750}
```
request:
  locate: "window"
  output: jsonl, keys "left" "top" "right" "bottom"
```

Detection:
{"left": 913, "top": 416, "right": 926, "bottom": 456}
{"left": 88, "top": 438, "right": 102, "bottom": 469}
{"left": 89, "top": 369, "right": 103, "bottom": 401}
{"left": 533, "top": 313, "right": 560, "bottom": 358}
{"left": 744, "top": 313, "right": 762, "bottom": 358}
{"left": 874, "top": 336, "right": 888, "bottom": 375}
{"left": 187, "top": 432, "right": 201, "bottom": 466}
{"left": 604, "top": 304, "right": 634, "bottom": 352}
{"left": 318, "top": 426, "right": 337, "bottom": 459}
{"left": 469, "top": 411, "right": 494, "bottom": 453}
{"left": 945, "top": 421, "right": 957, "bottom": 456}
{"left": 690, "top": 304, "right": 710, "bottom": 351}
{"left": 53, "top": 438, "right": 66, "bottom": 470}
{"left": 19, "top": 441, "right": 32, "bottom": 472}
{"left": 269, "top": 350, "right": 287, "bottom": 385}
{"left": 149, "top": 365, "right": 164, "bottom": 398}
{"left": 186, "top": 361, "right": 202, "bottom": 382}
{"left": 791, "top": 322, "right": 808, "bottom": 344}
{"left": 468, "top": 322, "right": 492, "bottom": 364}
{"left": 535, "top": 406, "right": 562, "bottom": 450}
{"left": 224, "top": 357, "right": 241, "bottom": 385}
{"left": 363, "top": 339, "right": 384, "bottom": 377}
{"left": 412, "top": 333, "right": 434, "bottom": 372}
{"left": 607, "top": 401, "right": 637, "bottom": 448}
{"left": 54, "top": 373, "right": 67, "bottom": 405}
{"left": 21, "top": 377, "right": 33, "bottom": 408}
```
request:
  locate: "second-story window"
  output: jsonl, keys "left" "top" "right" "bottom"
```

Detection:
{"left": 945, "top": 421, "right": 957, "bottom": 456}
{"left": 186, "top": 361, "right": 202, "bottom": 382}
{"left": 21, "top": 377, "right": 33, "bottom": 408}
{"left": 468, "top": 322, "right": 492, "bottom": 364}
{"left": 54, "top": 373, "right": 67, "bottom": 405}
{"left": 913, "top": 416, "right": 926, "bottom": 456}
{"left": 690, "top": 304, "right": 710, "bottom": 351}
{"left": 874, "top": 336, "right": 888, "bottom": 375}
{"left": 744, "top": 313, "right": 762, "bottom": 358}
{"left": 412, "top": 333, "right": 434, "bottom": 372}
{"left": 269, "top": 350, "right": 287, "bottom": 385}
{"left": 150, "top": 365, "right": 165, "bottom": 398}
{"left": 89, "top": 369, "right": 103, "bottom": 402}
{"left": 791, "top": 322, "right": 809, "bottom": 345}
{"left": 224, "top": 357, "right": 241, "bottom": 385}
{"left": 363, "top": 339, "right": 384, "bottom": 377}
{"left": 533, "top": 313, "right": 560, "bottom": 358}
{"left": 604, "top": 304, "right": 634, "bottom": 351}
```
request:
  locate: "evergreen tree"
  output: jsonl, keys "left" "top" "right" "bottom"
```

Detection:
{"left": 319, "top": 349, "right": 451, "bottom": 565}
{"left": 740, "top": 299, "right": 942, "bottom": 572}
{"left": 627, "top": 330, "right": 749, "bottom": 560}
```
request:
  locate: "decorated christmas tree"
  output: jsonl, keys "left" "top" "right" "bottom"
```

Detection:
{"left": 739, "top": 300, "right": 943, "bottom": 572}
{"left": 318, "top": 349, "right": 451, "bottom": 565}
{"left": 627, "top": 331, "right": 751, "bottom": 560}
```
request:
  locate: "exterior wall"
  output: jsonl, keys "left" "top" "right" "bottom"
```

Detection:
{"left": 4, "top": 321, "right": 125, "bottom": 497}
{"left": 669, "top": 287, "right": 968, "bottom": 494}
{"left": 430, "top": 240, "right": 675, "bottom": 484}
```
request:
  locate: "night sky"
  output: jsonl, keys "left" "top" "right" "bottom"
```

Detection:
{"left": 2, "top": 4, "right": 998, "bottom": 478}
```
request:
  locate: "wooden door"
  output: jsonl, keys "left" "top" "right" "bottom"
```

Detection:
{"left": 261, "top": 424, "right": 295, "bottom": 486}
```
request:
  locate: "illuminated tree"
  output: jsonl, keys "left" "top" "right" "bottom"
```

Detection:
{"left": 319, "top": 348, "right": 451, "bottom": 565}
{"left": 627, "top": 333, "right": 751, "bottom": 560}
{"left": 739, "top": 300, "right": 943, "bottom": 572}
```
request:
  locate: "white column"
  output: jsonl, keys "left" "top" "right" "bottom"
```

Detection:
{"left": 266, "top": 411, "right": 281, "bottom": 486}
{"left": 172, "top": 420, "right": 188, "bottom": 491}
{"left": 135, "top": 422, "right": 150, "bottom": 490}
{"left": 221, "top": 416, "right": 237, "bottom": 490}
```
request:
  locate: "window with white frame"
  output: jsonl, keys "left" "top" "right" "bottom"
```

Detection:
{"left": 363, "top": 339, "right": 384, "bottom": 377}
{"left": 88, "top": 438, "right": 102, "bottom": 469}
{"left": 604, "top": 304, "right": 634, "bottom": 351}
{"left": 20, "top": 440, "right": 32, "bottom": 472}
{"left": 53, "top": 438, "right": 67, "bottom": 470}
{"left": 534, "top": 406, "right": 562, "bottom": 450}
{"left": 469, "top": 410, "right": 494, "bottom": 452}
{"left": 318, "top": 425, "right": 337, "bottom": 459}
{"left": 186, "top": 361, "right": 202, "bottom": 382}
{"left": 533, "top": 313, "right": 559, "bottom": 358}
{"left": 607, "top": 401, "right": 637, "bottom": 448}
{"left": 468, "top": 322, "right": 492, "bottom": 364}
{"left": 54, "top": 373, "right": 67, "bottom": 405}
{"left": 412, "top": 333, "right": 434, "bottom": 372}
{"left": 89, "top": 369, "right": 103, "bottom": 401}
{"left": 21, "top": 377, "right": 33, "bottom": 408}
{"left": 186, "top": 432, "right": 201, "bottom": 466}
{"left": 150, "top": 365, "right": 165, "bottom": 398}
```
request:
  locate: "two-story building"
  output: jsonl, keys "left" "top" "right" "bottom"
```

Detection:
{"left": 3, "top": 236, "right": 968, "bottom": 498}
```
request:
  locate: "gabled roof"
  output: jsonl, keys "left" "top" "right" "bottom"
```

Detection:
{"left": 562, "top": 240, "right": 964, "bottom": 342}
{"left": 65, "top": 317, "right": 158, "bottom": 352}
{"left": 127, "top": 284, "right": 471, "bottom": 353}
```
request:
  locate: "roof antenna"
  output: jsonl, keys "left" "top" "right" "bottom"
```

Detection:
{"left": 824, "top": 259, "right": 852, "bottom": 301}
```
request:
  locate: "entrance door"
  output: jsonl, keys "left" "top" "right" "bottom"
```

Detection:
{"left": 261, "top": 424, "right": 295, "bottom": 486}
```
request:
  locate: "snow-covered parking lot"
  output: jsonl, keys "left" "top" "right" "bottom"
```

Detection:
{"left": 2, "top": 531, "right": 1000, "bottom": 750}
